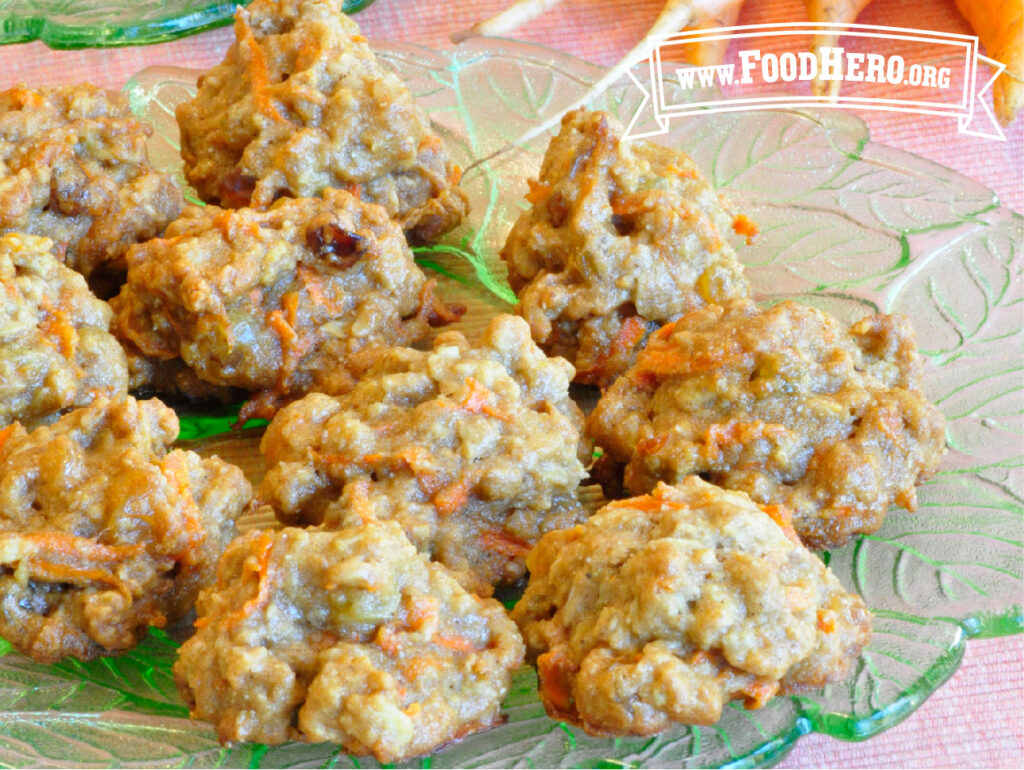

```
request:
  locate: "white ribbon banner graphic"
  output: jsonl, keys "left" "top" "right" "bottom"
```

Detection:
{"left": 625, "top": 23, "right": 1006, "bottom": 141}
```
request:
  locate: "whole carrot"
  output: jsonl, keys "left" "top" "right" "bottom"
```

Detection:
{"left": 672, "top": 0, "right": 745, "bottom": 67}
{"left": 451, "top": 0, "right": 566, "bottom": 43}
{"left": 954, "top": 0, "right": 1023, "bottom": 124}
{"left": 804, "top": 0, "right": 877, "bottom": 97}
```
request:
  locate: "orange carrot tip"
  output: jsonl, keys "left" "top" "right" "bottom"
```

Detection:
{"left": 803, "top": 0, "right": 877, "bottom": 97}
{"left": 451, "top": 0, "right": 567, "bottom": 43}
{"left": 955, "top": 0, "right": 1023, "bottom": 125}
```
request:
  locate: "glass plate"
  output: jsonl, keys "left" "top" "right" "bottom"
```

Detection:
{"left": 1, "top": 38, "right": 1021, "bottom": 769}
{"left": 0, "top": 0, "right": 373, "bottom": 49}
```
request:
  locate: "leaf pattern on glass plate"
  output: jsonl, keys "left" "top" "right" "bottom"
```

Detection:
{"left": 0, "top": 0, "right": 373, "bottom": 48}
{"left": 0, "top": 37, "right": 1017, "bottom": 769}
{"left": 839, "top": 208, "right": 1024, "bottom": 634}
{"left": 0, "top": 631, "right": 183, "bottom": 718}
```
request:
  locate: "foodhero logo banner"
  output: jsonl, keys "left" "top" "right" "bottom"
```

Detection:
{"left": 626, "top": 23, "right": 1006, "bottom": 141}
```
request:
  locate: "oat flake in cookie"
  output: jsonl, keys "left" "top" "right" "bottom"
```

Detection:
{"left": 111, "top": 189, "right": 460, "bottom": 418}
{"left": 511, "top": 478, "right": 871, "bottom": 735}
{"left": 0, "top": 233, "right": 128, "bottom": 430}
{"left": 174, "top": 522, "right": 524, "bottom": 762}
{"left": 259, "top": 314, "right": 589, "bottom": 596}
{"left": 587, "top": 299, "right": 947, "bottom": 549}
{"left": 177, "top": 0, "right": 468, "bottom": 244}
{"left": 501, "top": 108, "right": 751, "bottom": 387}
{"left": 0, "top": 85, "right": 183, "bottom": 293}
{"left": 0, "top": 397, "right": 251, "bottom": 663}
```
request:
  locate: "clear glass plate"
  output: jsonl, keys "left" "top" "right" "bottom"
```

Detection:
{"left": 0, "top": 0, "right": 373, "bottom": 49}
{"left": 1, "top": 38, "right": 1021, "bottom": 768}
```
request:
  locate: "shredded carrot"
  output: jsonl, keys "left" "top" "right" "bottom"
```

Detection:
{"left": 689, "top": 650, "right": 711, "bottom": 666}
{"left": 49, "top": 313, "right": 76, "bottom": 360}
{"left": 479, "top": 529, "right": 531, "bottom": 559}
{"left": 878, "top": 409, "right": 906, "bottom": 447}
{"left": 239, "top": 16, "right": 290, "bottom": 124}
{"left": 210, "top": 208, "right": 251, "bottom": 241}
{"left": 0, "top": 424, "right": 16, "bottom": 455}
{"left": 393, "top": 447, "right": 446, "bottom": 496}
{"left": 525, "top": 178, "right": 551, "bottom": 204}
{"left": 266, "top": 301, "right": 301, "bottom": 391}
{"left": 376, "top": 624, "right": 404, "bottom": 656}
{"left": 608, "top": 191, "right": 643, "bottom": 218}
{"left": 456, "top": 377, "right": 508, "bottom": 421}
{"left": 266, "top": 309, "right": 296, "bottom": 347}
{"left": 402, "top": 702, "right": 422, "bottom": 718}
{"left": 297, "top": 266, "right": 342, "bottom": 314}
{"left": 637, "top": 346, "right": 738, "bottom": 380}
{"left": 449, "top": 165, "right": 463, "bottom": 185}
{"left": 17, "top": 532, "right": 145, "bottom": 561}
{"left": 817, "top": 608, "right": 836, "bottom": 634}
{"left": 16, "top": 532, "right": 148, "bottom": 603}
{"left": 351, "top": 34, "right": 367, "bottom": 43}
{"left": 395, "top": 446, "right": 434, "bottom": 472}
{"left": 700, "top": 421, "right": 789, "bottom": 462}
{"left": 27, "top": 560, "right": 126, "bottom": 591}
{"left": 418, "top": 135, "right": 443, "bottom": 153}
{"left": 221, "top": 533, "right": 275, "bottom": 628}
{"left": 614, "top": 315, "right": 650, "bottom": 355}
{"left": 667, "top": 163, "right": 698, "bottom": 180}
{"left": 434, "top": 633, "right": 479, "bottom": 654}
{"left": 433, "top": 477, "right": 471, "bottom": 516}
{"left": 283, "top": 291, "right": 299, "bottom": 326}
{"left": 9, "top": 87, "right": 44, "bottom": 108}
{"left": 653, "top": 321, "right": 677, "bottom": 342}
{"left": 758, "top": 504, "right": 801, "bottom": 545}
{"left": 576, "top": 315, "right": 650, "bottom": 383}
{"left": 635, "top": 432, "right": 669, "bottom": 458}
{"left": 604, "top": 493, "right": 689, "bottom": 514}
{"left": 316, "top": 452, "right": 355, "bottom": 468}
{"left": 742, "top": 679, "right": 779, "bottom": 710}
{"left": 536, "top": 649, "right": 575, "bottom": 714}
{"left": 38, "top": 297, "right": 77, "bottom": 360}
{"left": 732, "top": 214, "right": 759, "bottom": 245}
{"left": 703, "top": 422, "right": 742, "bottom": 458}
{"left": 402, "top": 656, "right": 432, "bottom": 681}
{"left": 405, "top": 595, "right": 438, "bottom": 632}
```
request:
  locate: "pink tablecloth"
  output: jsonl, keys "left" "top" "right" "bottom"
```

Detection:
{"left": 2, "top": 0, "right": 1021, "bottom": 767}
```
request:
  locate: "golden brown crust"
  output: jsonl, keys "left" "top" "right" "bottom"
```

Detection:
{"left": 173, "top": 523, "right": 524, "bottom": 761}
{"left": 511, "top": 478, "right": 871, "bottom": 735}
{"left": 0, "top": 233, "right": 128, "bottom": 429}
{"left": 176, "top": 0, "right": 467, "bottom": 242}
{"left": 0, "top": 396, "right": 251, "bottom": 662}
{"left": 111, "top": 190, "right": 458, "bottom": 415}
{"left": 258, "top": 314, "right": 589, "bottom": 595}
{"left": 121, "top": 337, "right": 243, "bottom": 406}
{"left": 501, "top": 109, "right": 750, "bottom": 387}
{"left": 0, "top": 85, "right": 183, "bottom": 291}
{"left": 587, "top": 299, "right": 947, "bottom": 549}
